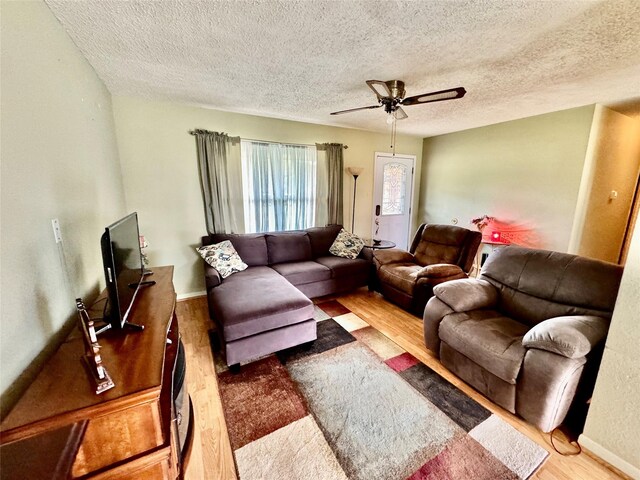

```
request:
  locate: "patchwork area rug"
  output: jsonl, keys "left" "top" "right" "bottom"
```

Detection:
{"left": 211, "top": 300, "right": 548, "bottom": 480}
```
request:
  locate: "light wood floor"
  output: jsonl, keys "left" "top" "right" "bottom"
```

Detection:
{"left": 178, "top": 289, "right": 626, "bottom": 480}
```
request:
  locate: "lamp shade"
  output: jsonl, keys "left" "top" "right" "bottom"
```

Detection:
{"left": 347, "top": 167, "right": 364, "bottom": 176}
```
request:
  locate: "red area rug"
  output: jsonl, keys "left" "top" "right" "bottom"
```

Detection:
{"left": 211, "top": 301, "right": 549, "bottom": 479}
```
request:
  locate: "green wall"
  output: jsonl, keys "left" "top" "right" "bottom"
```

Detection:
{"left": 419, "top": 106, "right": 596, "bottom": 252}
{"left": 1, "top": 1, "right": 126, "bottom": 412}
{"left": 111, "top": 96, "right": 424, "bottom": 296}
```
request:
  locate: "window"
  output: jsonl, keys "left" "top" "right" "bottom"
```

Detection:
{"left": 241, "top": 140, "right": 317, "bottom": 233}
{"left": 381, "top": 162, "right": 407, "bottom": 215}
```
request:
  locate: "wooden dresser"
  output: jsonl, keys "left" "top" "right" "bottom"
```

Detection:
{"left": 0, "top": 266, "right": 191, "bottom": 479}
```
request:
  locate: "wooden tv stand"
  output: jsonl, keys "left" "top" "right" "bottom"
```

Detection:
{"left": 0, "top": 266, "right": 192, "bottom": 479}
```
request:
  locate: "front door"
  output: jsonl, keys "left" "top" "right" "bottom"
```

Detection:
{"left": 372, "top": 153, "right": 416, "bottom": 250}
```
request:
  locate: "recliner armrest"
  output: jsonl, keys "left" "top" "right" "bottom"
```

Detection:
{"left": 373, "top": 249, "right": 415, "bottom": 267}
{"left": 522, "top": 315, "right": 609, "bottom": 359}
{"left": 433, "top": 278, "right": 498, "bottom": 312}
{"left": 416, "top": 264, "right": 467, "bottom": 287}
{"left": 416, "top": 263, "right": 464, "bottom": 279}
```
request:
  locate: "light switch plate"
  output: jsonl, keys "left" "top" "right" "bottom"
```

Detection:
{"left": 52, "top": 218, "right": 62, "bottom": 243}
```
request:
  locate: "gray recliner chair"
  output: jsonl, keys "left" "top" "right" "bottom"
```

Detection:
{"left": 423, "top": 246, "right": 623, "bottom": 432}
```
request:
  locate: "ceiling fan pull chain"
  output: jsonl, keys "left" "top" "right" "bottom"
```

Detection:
{"left": 390, "top": 116, "right": 397, "bottom": 156}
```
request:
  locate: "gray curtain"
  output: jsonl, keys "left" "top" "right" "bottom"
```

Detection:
{"left": 317, "top": 143, "right": 344, "bottom": 225}
{"left": 193, "top": 130, "right": 241, "bottom": 234}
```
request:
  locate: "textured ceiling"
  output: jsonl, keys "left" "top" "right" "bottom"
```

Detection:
{"left": 45, "top": 0, "right": 640, "bottom": 137}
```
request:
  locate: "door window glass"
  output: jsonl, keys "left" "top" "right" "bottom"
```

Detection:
{"left": 381, "top": 163, "right": 407, "bottom": 215}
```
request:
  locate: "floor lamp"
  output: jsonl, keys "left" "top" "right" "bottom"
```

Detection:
{"left": 347, "top": 167, "right": 363, "bottom": 233}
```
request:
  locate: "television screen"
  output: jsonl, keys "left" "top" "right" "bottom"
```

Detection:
{"left": 101, "top": 212, "right": 144, "bottom": 329}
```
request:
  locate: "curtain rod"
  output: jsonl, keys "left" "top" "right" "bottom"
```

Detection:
{"left": 188, "top": 130, "right": 348, "bottom": 149}
{"left": 243, "top": 138, "right": 348, "bottom": 149}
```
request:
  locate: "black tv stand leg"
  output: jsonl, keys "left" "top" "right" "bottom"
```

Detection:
{"left": 143, "top": 269, "right": 154, "bottom": 277}
{"left": 123, "top": 321, "right": 145, "bottom": 331}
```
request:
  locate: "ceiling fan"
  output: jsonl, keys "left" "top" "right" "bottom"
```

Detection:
{"left": 330, "top": 80, "right": 466, "bottom": 122}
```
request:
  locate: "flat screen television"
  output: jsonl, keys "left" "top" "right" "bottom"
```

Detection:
{"left": 99, "top": 212, "right": 149, "bottom": 333}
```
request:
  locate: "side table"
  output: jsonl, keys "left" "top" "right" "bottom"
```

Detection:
{"left": 362, "top": 239, "right": 396, "bottom": 290}
{"left": 362, "top": 239, "right": 396, "bottom": 250}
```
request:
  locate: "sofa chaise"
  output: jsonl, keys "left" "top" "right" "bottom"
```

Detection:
{"left": 202, "top": 225, "right": 370, "bottom": 367}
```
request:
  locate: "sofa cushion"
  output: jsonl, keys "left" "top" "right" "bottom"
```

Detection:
{"left": 377, "top": 263, "right": 422, "bottom": 296}
{"left": 306, "top": 225, "right": 342, "bottom": 258}
{"left": 209, "top": 233, "right": 268, "bottom": 267}
{"left": 219, "top": 265, "right": 276, "bottom": 283}
{"left": 271, "top": 261, "right": 331, "bottom": 286}
{"left": 204, "top": 264, "right": 222, "bottom": 290}
{"left": 439, "top": 310, "right": 529, "bottom": 384}
{"left": 209, "top": 266, "right": 314, "bottom": 342}
{"left": 266, "top": 233, "right": 313, "bottom": 264}
{"left": 315, "top": 255, "right": 370, "bottom": 278}
{"left": 196, "top": 241, "right": 248, "bottom": 278}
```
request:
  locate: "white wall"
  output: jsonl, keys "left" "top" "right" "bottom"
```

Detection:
{"left": 580, "top": 217, "right": 640, "bottom": 478}
{"left": 0, "top": 1, "right": 126, "bottom": 411}
{"left": 419, "top": 106, "right": 595, "bottom": 252}
{"left": 569, "top": 105, "right": 640, "bottom": 263}
{"left": 111, "top": 96, "right": 424, "bottom": 296}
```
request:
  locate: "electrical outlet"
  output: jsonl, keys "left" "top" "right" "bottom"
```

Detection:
{"left": 52, "top": 218, "right": 62, "bottom": 243}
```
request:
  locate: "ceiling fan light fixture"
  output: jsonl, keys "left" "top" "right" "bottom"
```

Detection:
{"left": 386, "top": 111, "right": 396, "bottom": 125}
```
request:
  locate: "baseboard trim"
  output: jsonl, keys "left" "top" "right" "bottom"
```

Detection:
{"left": 177, "top": 291, "right": 207, "bottom": 301}
{"left": 578, "top": 434, "right": 639, "bottom": 479}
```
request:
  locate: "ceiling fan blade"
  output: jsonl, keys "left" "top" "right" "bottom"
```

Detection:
{"left": 366, "top": 80, "right": 392, "bottom": 100}
{"left": 395, "top": 107, "right": 408, "bottom": 120}
{"left": 401, "top": 87, "right": 466, "bottom": 106}
{"left": 330, "top": 104, "right": 382, "bottom": 115}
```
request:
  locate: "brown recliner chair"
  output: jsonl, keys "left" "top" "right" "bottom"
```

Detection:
{"left": 423, "top": 246, "right": 623, "bottom": 432}
{"left": 373, "top": 224, "right": 481, "bottom": 315}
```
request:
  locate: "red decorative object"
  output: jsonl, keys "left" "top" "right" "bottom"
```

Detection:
{"left": 482, "top": 219, "right": 513, "bottom": 244}
{"left": 471, "top": 215, "right": 540, "bottom": 247}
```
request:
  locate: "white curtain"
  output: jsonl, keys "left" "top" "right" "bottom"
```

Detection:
{"left": 241, "top": 140, "right": 317, "bottom": 232}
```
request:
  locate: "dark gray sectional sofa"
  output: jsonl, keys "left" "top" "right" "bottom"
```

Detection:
{"left": 202, "top": 225, "right": 370, "bottom": 367}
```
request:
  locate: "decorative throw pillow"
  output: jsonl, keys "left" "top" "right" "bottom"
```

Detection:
{"left": 196, "top": 240, "right": 248, "bottom": 278}
{"left": 329, "top": 229, "right": 365, "bottom": 259}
